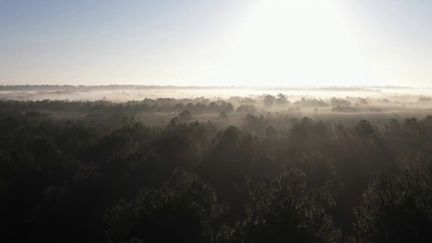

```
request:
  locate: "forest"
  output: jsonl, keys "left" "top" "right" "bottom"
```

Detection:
{"left": 1, "top": 94, "right": 432, "bottom": 243}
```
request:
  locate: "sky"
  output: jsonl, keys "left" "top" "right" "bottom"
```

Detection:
{"left": 1, "top": 0, "right": 432, "bottom": 87}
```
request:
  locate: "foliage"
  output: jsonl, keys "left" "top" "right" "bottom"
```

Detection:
{"left": 1, "top": 100, "right": 432, "bottom": 242}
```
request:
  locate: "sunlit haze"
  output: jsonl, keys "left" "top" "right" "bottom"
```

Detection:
{"left": 3, "top": 2, "right": 432, "bottom": 241}
{"left": 1, "top": 0, "right": 431, "bottom": 87}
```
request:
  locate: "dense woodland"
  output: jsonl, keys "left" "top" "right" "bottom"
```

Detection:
{"left": 1, "top": 98, "right": 432, "bottom": 242}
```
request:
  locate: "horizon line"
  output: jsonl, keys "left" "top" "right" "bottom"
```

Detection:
{"left": 0, "top": 84, "right": 428, "bottom": 90}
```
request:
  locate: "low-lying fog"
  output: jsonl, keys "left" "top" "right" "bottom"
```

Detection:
{"left": 1, "top": 85, "right": 431, "bottom": 101}
{"left": 2, "top": 85, "right": 432, "bottom": 127}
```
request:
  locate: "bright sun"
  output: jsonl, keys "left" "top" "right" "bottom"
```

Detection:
{"left": 222, "top": 0, "right": 367, "bottom": 86}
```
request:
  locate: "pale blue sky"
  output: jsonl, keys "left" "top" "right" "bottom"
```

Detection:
{"left": 1, "top": 0, "right": 431, "bottom": 87}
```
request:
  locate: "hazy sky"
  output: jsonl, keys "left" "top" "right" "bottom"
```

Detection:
{"left": 1, "top": 0, "right": 431, "bottom": 87}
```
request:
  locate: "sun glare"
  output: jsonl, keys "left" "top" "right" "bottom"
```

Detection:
{"left": 224, "top": 0, "right": 366, "bottom": 85}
